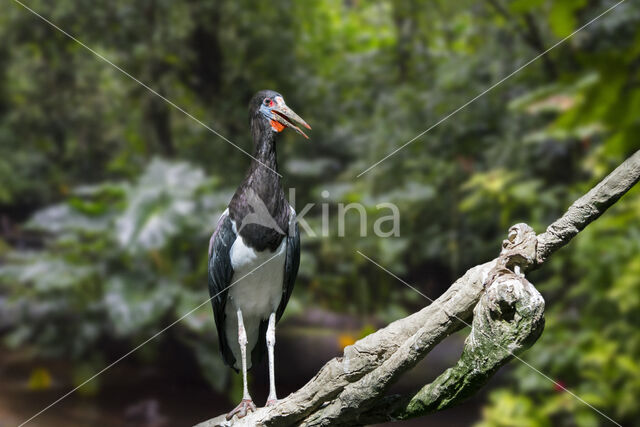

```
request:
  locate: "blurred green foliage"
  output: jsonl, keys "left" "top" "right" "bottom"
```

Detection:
{"left": 1, "top": 159, "right": 231, "bottom": 390}
{"left": 0, "top": 0, "right": 639, "bottom": 425}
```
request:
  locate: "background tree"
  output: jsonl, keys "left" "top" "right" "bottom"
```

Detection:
{"left": 0, "top": 0, "right": 638, "bottom": 425}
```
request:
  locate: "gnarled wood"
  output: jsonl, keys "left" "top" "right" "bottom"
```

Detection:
{"left": 196, "top": 150, "right": 639, "bottom": 427}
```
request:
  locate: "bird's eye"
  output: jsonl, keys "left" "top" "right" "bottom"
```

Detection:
{"left": 263, "top": 98, "right": 271, "bottom": 106}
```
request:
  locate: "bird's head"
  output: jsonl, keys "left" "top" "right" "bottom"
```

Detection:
{"left": 250, "top": 90, "right": 311, "bottom": 139}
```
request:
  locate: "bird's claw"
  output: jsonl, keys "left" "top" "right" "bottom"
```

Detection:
{"left": 226, "top": 398, "right": 256, "bottom": 420}
{"left": 265, "top": 398, "right": 278, "bottom": 407}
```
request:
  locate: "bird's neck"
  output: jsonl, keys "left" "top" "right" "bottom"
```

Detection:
{"left": 228, "top": 123, "right": 289, "bottom": 252}
{"left": 251, "top": 127, "right": 279, "bottom": 176}
{"left": 246, "top": 125, "right": 282, "bottom": 199}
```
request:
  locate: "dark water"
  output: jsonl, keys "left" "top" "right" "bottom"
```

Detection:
{"left": 0, "top": 327, "right": 490, "bottom": 427}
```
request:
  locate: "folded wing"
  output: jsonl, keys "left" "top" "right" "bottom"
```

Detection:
{"left": 208, "top": 209, "right": 238, "bottom": 369}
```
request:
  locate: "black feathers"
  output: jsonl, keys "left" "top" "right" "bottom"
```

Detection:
{"left": 208, "top": 212, "right": 237, "bottom": 369}
{"left": 278, "top": 220, "right": 300, "bottom": 322}
{"left": 228, "top": 95, "right": 289, "bottom": 252}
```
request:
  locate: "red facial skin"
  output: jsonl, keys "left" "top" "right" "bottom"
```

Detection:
{"left": 270, "top": 120, "right": 285, "bottom": 132}
{"left": 267, "top": 99, "right": 286, "bottom": 132}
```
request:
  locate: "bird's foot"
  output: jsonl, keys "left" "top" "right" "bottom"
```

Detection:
{"left": 265, "top": 397, "right": 278, "bottom": 407}
{"left": 226, "top": 398, "right": 256, "bottom": 420}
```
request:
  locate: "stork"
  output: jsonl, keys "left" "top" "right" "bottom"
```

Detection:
{"left": 207, "top": 90, "right": 310, "bottom": 420}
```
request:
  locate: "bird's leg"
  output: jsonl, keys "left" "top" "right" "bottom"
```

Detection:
{"left": 265, "top": 312, "right": 278, "bottom": 406}
{"left": 226, "top": 309, "right": 256, "bottom": 420}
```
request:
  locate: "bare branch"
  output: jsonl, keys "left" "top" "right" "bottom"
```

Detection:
{"left": 195, "top": 150, "right": 639, "bottom": 427}
{"left": 536, "top": 149, "right": 640, "bottom": 264}
{"left": 355, "top": 248, "right": 545, "bottom": 425}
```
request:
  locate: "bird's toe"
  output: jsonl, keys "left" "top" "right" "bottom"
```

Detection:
{"left": 265, "top": 398, "right": 278, "bottom": 407}
{"left": 225, "top": 398, "right": 256, "bottom": 420}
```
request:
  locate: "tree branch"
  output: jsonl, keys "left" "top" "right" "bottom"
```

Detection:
{"left": 357, "top": 267, "right": 544, "bottom": 424}
{"left": 536, "top": 149, "right": 640, "bottom": 264}
{"left": 195, "top": 150, "right": 640, "bottom": 427}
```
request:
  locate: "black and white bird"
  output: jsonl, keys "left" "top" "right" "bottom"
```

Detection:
{"left": 207, "top": 90, "right": 310, "bottom": 420}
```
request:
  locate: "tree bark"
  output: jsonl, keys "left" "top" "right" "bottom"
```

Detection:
{"left": 196, "top": 150, "right": 640, "bottom": 427}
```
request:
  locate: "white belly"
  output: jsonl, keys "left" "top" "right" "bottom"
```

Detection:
{"left": 224, "top": 236, "right": 286, "bottom": 369}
